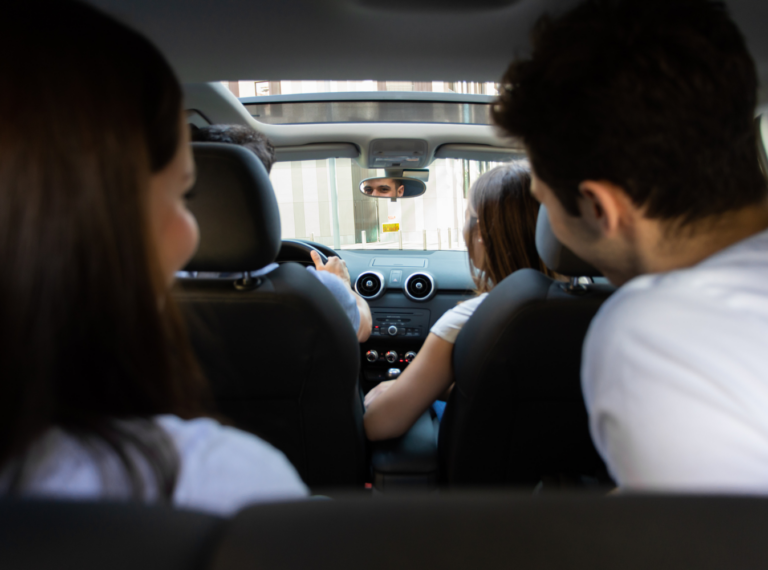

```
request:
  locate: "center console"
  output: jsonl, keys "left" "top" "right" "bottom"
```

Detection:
{"left": 362, "top": 309, "right": 439, "bottom": 492}
{"left": 362, "top": 308, "right": 430, "bottom": 385}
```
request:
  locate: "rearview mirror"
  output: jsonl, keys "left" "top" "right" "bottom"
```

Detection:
{"left": 359, "top": 177, "right": 426, "bottom": 199}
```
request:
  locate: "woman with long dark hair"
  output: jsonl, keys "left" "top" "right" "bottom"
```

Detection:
{"left": 364, "top": 161, "right": 558, "bottom": 440}
{"left": 0, "top": 2, "right": 307, "bottom": 514}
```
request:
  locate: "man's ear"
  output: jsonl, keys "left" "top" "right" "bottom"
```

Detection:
{"left": 577, "top": 180, "right": 629, "bottom": 238}
{"left": 397, "top": 185, "right": 405, "bottom": 197}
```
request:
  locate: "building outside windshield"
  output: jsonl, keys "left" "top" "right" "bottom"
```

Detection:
{"left": 224, "top": 80, "right": 511, "bottom": 251}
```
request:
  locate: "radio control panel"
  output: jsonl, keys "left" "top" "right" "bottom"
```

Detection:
{"left": 363, "top": 309, "right": 429, "bottom": 385}
{"left": 370, "top": 308, "right": 430, "bottom": 339}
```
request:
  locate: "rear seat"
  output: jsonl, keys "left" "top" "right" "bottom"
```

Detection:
{"left": 0, "top": 499, "right": 223, "bottom": 570}
{"left": 5, "top": 495, "right": 765, "bottom": 569}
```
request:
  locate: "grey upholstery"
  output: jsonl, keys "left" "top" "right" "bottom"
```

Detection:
{"left": 211, "top": 495, "right": 768, "bottom": 570}
{"left": 7, "top": 496, "right": 767, "bottom": 570}
{"left": 439, "top": 207, "right": 614, "bottom": 488}
{"left": 0, "top": 500, "right": 222, "bottom": 570}
{"left": 175, "top": 143, "right": 365, "bottom": 490}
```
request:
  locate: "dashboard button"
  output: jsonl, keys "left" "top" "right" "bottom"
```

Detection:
{"left": 387, "top": 325, "right": 398, "bottom": 336}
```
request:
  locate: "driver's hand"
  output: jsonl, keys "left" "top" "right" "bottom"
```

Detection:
{"left": 311, "top": 250, "right": 351, "bottom": 288}
{"left": 364, "top": 380, "right": 396, "bottom": 408}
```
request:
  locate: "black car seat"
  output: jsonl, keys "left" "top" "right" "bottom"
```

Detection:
{"left": 0, "top": 499, "right": 223, "bottom": 570}
{"left": 438, "top": 206, "right": 615, "bottom": 489}
{"left": 174, "top": 143, "right": 365, "bottom": 491}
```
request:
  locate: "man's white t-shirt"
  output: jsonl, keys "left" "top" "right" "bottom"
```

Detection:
{"left": 582, "top": 228, "right": 768, "bottom": 493}
{"left": 1, "top": 416, "right": 308, "bottom": 516}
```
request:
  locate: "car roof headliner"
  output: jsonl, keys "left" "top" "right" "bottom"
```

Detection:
{"left": 88, "top": 0, "right": 768, "bottom": 99}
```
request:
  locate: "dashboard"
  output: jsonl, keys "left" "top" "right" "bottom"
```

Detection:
{"left": 276, "top": 241, "right": 476, "bottom": 390}
{"left": 337, "top": 248, "right": 476, "bottom": 391}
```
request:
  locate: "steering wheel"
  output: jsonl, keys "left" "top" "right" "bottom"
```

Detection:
{"left": 278, "top": 239, "right": 329, "bottom": 265}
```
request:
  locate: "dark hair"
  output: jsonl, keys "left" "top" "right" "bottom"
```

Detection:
{"left": 493, "top": 0, "right": 767, "bottom": 226}
{"left": 0, "top": 2, "right": 209, "bottom": 499}
{"left": 192, "top": 124, "right": 276, "bottom": 173}
{"left": 465, "top": 162, "right": 555, "bottom": 293}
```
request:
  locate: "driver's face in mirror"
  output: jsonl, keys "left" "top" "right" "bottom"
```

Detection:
{"left": 362, "top": 178, "right": 405, "bottom": 198}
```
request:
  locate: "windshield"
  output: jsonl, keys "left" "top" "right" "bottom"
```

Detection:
{"left": 270, "top": 157, "right": 509, "bottom": 251}
{"left": 226, "top": 80, "right": 510, "bottom": 251}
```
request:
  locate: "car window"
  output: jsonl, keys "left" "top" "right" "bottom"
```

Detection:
{"left": 228, "top": 80, "right": 500, "bottom": 126}
{"left": 270, "top": 157, "right": 508, "bottom": 251}
{"left": 224, "top": 80, "right": 499, "bottom": 98}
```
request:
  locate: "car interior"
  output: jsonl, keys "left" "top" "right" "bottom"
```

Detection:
{"left": 5, "top": 0, "right": 768, "bottom": 567}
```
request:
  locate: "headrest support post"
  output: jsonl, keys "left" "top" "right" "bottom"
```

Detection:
{"left": 234, "top": 273, "right": 260, "bottom": 292}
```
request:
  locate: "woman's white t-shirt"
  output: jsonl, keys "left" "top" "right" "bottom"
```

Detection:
{"left": 2, "top": 415, "right": 308, "bottom": 516}
{"left": 430, "top": 293, "right": 488, "bottom": 344}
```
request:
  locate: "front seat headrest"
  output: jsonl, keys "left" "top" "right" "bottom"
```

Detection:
{"left": 184, "top": 142, "right": 281, "bottom": 272}
{"left": 535, "top": 205, "right": 601, "bottom": 277}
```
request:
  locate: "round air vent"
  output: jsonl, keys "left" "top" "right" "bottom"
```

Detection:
{"left": 404, "top": 272, "right": 435, "bottom": 302}
{"left": 355, "top": 271, "right": 385, "bottom": 300}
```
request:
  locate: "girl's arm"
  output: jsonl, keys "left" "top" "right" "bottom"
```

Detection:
{"left": 363, "top": 332, "right": 455, "bottom": 441}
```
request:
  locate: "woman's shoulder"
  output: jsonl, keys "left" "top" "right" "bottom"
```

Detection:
{"left": 445, "top": 292, "right": 489, "bottom": 320}
{"left": 458, "top": 292, "right": 489, "bottom": 310}
{"left": 156, "top": 415, "right": 309, "bottom": 516}
{"left": 430, "top": 293, "right": 489, "bottom": 344}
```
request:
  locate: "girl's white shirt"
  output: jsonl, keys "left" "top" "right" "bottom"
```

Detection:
{"left": 1, "top": 415, "right": 308, "bottom": 516}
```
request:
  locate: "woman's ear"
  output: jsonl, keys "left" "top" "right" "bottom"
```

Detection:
{"left": 577, "top": 180, "right": 632, "bottom": 239}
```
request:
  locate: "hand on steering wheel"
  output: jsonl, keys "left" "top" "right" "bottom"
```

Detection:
{"left": 278, "top": 239, "right": 328, "bottom": 265}
{"left": 310, "top": 250, "right": 351, "bottom": 288}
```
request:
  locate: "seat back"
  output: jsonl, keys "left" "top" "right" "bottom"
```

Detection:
{"left": 211, "top": 495, "right": 768, "bottom": 570}
{"left": 439, "top": 206, "right": 614, "bottom": 488}
{"left": 175, "top": 143, "right": 365, "bottom": 490}
{"left": 0, "top": 500, "right": 222, "bottom": 570}
{"left": 177, "top": 266, "right": 365, "bottom": 489}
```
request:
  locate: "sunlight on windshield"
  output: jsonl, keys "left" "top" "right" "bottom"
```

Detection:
{"left": 270, "top": 158, "right": 508, "bottom": 251}
{"left": 223, "top": 80, "right": 499, "bottom": 97}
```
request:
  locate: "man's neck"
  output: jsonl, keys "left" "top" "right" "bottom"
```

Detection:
{"left": 635, "top": 202, "right": 768, "bottom": 276}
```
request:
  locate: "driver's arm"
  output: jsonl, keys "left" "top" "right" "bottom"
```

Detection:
{"left": 309, "top": 250, "right": 372, "bottom": 342}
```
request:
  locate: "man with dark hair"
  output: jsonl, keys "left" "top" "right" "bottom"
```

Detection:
{"left": 192, "top": 124, "right": 276, "bottom": 173}
{"left": 493, "top": 0, "right": 768, "bottom": 492}
{"left": 190, "top": 124, "right": 372, "bottom": 342}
